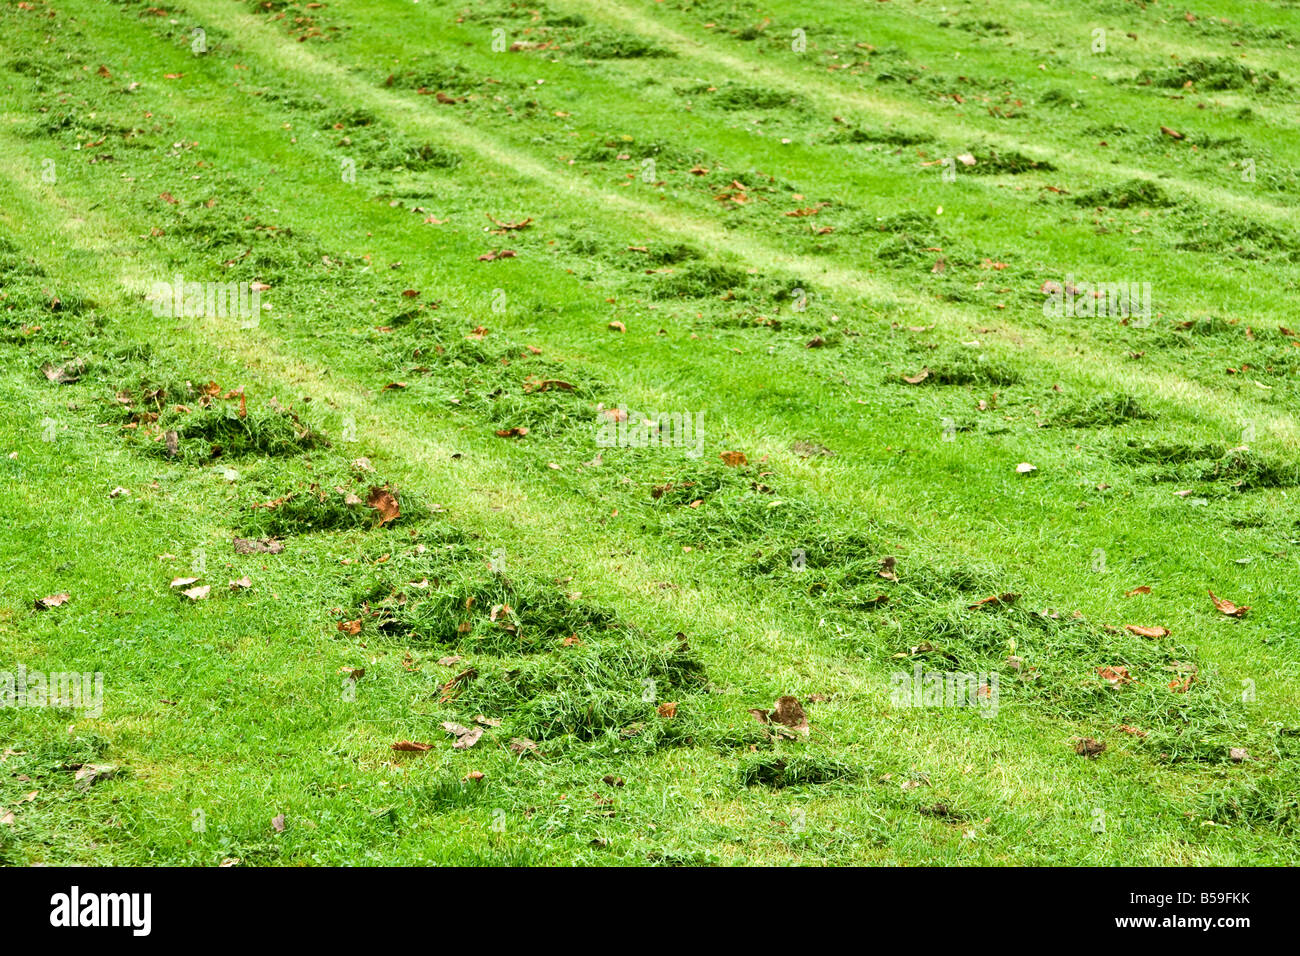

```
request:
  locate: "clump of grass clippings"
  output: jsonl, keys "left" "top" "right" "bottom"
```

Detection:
{"left": 738, "top": 753, "right": 857, "bottom": 788}
{"left": 1049, "top": 393, "right": 1158, "bottom": 427}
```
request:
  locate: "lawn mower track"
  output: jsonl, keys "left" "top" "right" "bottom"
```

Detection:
{"left": 0, "top": 0, "right": 1297, "bottom": 865}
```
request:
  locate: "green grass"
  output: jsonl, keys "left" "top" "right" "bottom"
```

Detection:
{"left": 0, "top": 0, "right": 1297, "bottom": 866}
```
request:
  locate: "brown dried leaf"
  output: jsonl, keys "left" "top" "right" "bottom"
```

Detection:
{"left": 391, "top": 741, "right": 432, "bottom": 753}
{"left": 233, "top": 537, "right": 284, "bottom": 554}
{"left": 74, "top": 763, "right": 119, "bottom": 790}
{"left": 439, "top": 667, "right": 477, "bottom": 702}
{"left": 442, "top": 722, "right": 484, "bottom": 749}
{"left": 41, "top": 360, "right": 85, "bottom": 385}
{"left": 1074, "top": 738, "right": 1106, "bottom": 757}
{"left": 1096, "top": 666, "right": 1134, "bottom": 686}
{"left": 1208, "top": 589, "right": 1249, "bottom": 618}
{"left": 1125, "top": 624, "right": 1169, "bottom": 638}
{"left": 770, "top": 695, "right": 809, "bottom": 735}
{"left": 366, "top": 486, "right": 400, "bottom": 526}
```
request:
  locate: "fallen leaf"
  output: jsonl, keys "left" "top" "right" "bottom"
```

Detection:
{"left": 442, "top": 722, "right": 484, "bottom": 749}
{"left": 170, "top": 577, "right": 199, "bottom": 588}
{"left": 74, "top": 763, "right": 119, "bottom": 790}
{"left": 1168, "top": 661, "right": 1197, "bottom": 693}
{"left": 608, "top": 320, "right": 626, "bottom": 333}
{"left": 902, "top": 368, "right": 930, "bottom": 384}
{"left": 439, "top": 667, "right": 477, "bottom": 702}
{"left": 486, "top": 213, "right": 534, "bottom": 232}
{"left": 1208, "top": 589, "right": 1249, "bottom": 618}
{"left": 41, "top": 359, "right": 85, "bottom": 385}
{"left": 108, "top": 486, "right": 131, "bottom": 499}
{"left": 508, "top": 737, "right": 538, "bottom": 756}
{"left": 1015, "top": 462, "right": 1037, "bottom": 474}
{"left": 337, "top": 619, "right": 362, "bottom": 635}
{"left": 1160, "top": 125, "right": 1184, "bottom": 140}
{"left": 229, "top": 577, "right": 252, "bottom": 590}
{"left": 271, "top": 814, "right": 286, "bottom": 833}
{"left": 34, "top": 593, "right": 71, "bottom": 610}
{"left": 1097, "top": 665, "right": 1134, "bottom": 686}
{"left": 1074, "top": 738, "right": 1106, "bottom": 757}
{"left": 720, "top": 451, "right": 748, "bottom": 467}
{"left": 1229, "top": 747, "right": 1250, "bottom": 763}
{"left": 1125, "top": 586, "right": 1152, "bottom": 597}
{"left": 968, "top": 593, "right": 1019, "bottom": 610}
{"left": 391, "top": 741, "right": 433, "bottom": 752}
{"left": 182, "top": 585, "right": 210, "bottom": 601}
{"left": 233, "top": 537, "right": 284, "bottom": 554}
{"left": 1125, "top": 624, "right": 1169, "bottom": 638}
{"left": 495, "top": 426, "right": 529, "bottom": 438}
{"left": 657, "top": 702, "right": 678, "bottom": 718}
{"left": 770, "top": 695, "right": 809, "bottom": 735}
{"left": 366, "top": 486, "right": 400, "bottom": 526}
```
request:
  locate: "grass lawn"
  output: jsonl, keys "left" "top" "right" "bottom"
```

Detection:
{"left": 1, "top": 0, "right": 1298, "bottom": 866}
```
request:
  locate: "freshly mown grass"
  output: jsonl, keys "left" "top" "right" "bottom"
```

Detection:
{"left": 0, "top": 0, "right": 1297, "bottom": 866}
